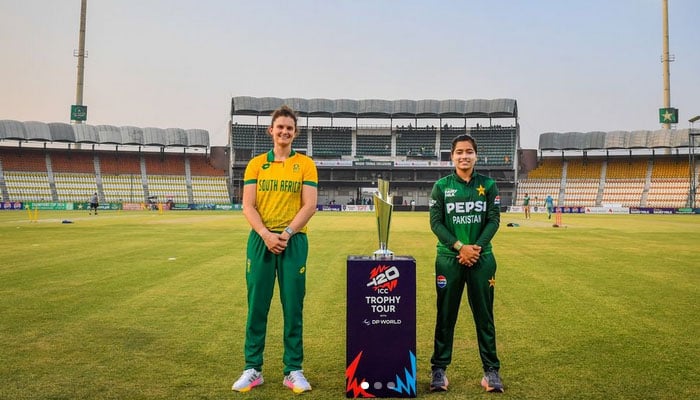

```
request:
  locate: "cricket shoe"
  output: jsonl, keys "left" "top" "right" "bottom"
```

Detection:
{"left": 283, "top": 370, "right": 312, "bottom": 393}
{"left": 429, "top": 367, "right": 448, "bottom": 392}
{"left": 481, "top": 368, "right": 504, "bottom": 393}
{"left": 232, "top": 368, "right": 264, "bottom": 392}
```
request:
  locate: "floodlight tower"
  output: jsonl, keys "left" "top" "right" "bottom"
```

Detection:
{"left": 661, "top": 0, "right": 674, "bottom": 129}
{"left": 72, "top": 0, "right": 88, "bottom": 125}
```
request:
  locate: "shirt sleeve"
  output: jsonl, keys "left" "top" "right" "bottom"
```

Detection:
{"left": 302, "top": 157, "right": 318, "bottom": 187}
{"left": 243, "top": 157, "right": 259, "bottom": 185}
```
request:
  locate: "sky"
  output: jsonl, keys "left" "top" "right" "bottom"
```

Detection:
{"left": 1, "top": 0, "right": 698, "bottom": 149}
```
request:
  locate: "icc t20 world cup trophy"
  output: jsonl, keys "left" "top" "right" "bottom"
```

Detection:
{"left": 373, "top": 179, "right": 393, "bottom": 259}
{"left": 346, "top": 179, "right": 417, "bottom": 398}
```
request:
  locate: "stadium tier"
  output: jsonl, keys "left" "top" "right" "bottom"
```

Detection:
{"left": 3, "top": 97, "right": 697, "bottom": 209}
{"left": 516, "top": 156, "right": 696, "bottom": 208}
{"left": 230, "top": 122, "right": 519, "bottom": 207}
{"left": 0, "top": 147, "right": 228, "bottom": 204}
{"left": 228, "top": 96, "right": 520, "bottom": 207}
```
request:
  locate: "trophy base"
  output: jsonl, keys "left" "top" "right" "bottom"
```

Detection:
{"left": 373, "top": 249, "right": 394, "bottom": 260}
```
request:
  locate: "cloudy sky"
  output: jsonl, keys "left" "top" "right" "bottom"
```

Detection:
{"left": 1, "top": 0, "right": 698, "bottom": 149}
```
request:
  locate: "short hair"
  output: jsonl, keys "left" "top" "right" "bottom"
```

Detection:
{"left": 451, "top": 134, "right": 478, "bottom": 153}
{"left": 270, "top": 105, "right": 298, "bottom": 131}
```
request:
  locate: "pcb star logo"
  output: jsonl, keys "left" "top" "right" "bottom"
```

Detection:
{"left": 477, "top": 184, "right": 486, "bottom": 196}
{"left": 662, "top": 110, "right": 674, "bottom": 122}
{"left": 488, "top": 276, "right": 496, "bottom": 287}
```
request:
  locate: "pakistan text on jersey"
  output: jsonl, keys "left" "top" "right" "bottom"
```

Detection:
{"left": 445, "top": 201, "right": 487, "bottom": 213}
{"left": 452, "top": 214, "right": 482, "bottom": 224}
{"left": 257, "top": 179, "right": 302, "bottom": 193}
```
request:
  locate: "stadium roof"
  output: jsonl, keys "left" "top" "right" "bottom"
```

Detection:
{"left": 231, "top": 96, "right": 518, "bottom": 119}
{"left": 0, "top": 120, "right": 210, "bottom": 148}
{"left": 539, "top": 129, "right": 691, "bottom": 150}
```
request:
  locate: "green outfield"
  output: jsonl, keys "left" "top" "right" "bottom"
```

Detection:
{"left": 0, "top": 210, "right": 698, "bottom": 399}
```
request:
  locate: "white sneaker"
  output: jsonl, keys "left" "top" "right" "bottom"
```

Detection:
{"left": 232, "top": 368, "right": 264, "bottom": 392}
{"left": 283, "top": 370, "right": 312, "bottom": 393}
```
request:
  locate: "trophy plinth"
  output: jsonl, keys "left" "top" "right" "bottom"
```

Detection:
{"left": 373, "top": 245, "right": 394, "bottom": 259}
{"left": 373, "top": 179, "right": 394, "bottom": 259}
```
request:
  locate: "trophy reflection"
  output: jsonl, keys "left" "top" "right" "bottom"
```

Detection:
{"left": 373, "top": 178, "right": 394, "bottom": 259}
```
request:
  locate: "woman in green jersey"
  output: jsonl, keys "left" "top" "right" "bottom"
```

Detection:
{"left": 232, "top": 105, "right": 318, "bottom": 394}
{"left": 428, "top": 134, "right": 504, "bottom": 393}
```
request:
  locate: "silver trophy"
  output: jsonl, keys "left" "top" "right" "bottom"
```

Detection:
{"left": 373, "top": 179, "right": 394, "bottom": 259}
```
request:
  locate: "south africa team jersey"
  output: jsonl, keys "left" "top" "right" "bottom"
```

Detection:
{"left": 429, "top": 172, "right": 500, "bottom": 256}
{"left": 244, "top": 150, "right": 318, "bottom": 233}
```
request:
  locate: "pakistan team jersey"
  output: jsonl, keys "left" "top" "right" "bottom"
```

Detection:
{"left": 244, "top": 150, "right": 318, "bottom": 233}
{"left": 429, "top": 171, "right": 500, "bottom": 256}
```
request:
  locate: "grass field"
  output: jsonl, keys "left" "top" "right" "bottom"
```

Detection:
{"left": 1, "top": 210, "right": 698, "bottom": 399}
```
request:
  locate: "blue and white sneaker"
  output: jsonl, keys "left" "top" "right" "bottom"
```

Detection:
{"left": 430, "top": 368, "right": 448, "bottom": 392}
{"left": 481, "top": 368, "right": 504, "bottom": 393}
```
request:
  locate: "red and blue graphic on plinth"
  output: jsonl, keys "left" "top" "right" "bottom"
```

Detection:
{"left": 346, "top": 256, "right": 416, "bottom": 398}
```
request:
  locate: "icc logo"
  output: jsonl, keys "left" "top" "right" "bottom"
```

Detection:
{"left": 366, "top": 264, "right": 400, "bottom": 293}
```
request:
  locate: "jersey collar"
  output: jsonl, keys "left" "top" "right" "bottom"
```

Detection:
{"left": 266, "top": 149, "right": 296, "bottom": 162}
{"left": 454, "top": 170, "right": 476, "bottom": 184}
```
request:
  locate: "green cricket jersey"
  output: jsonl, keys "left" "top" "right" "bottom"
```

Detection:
{"left": 429, "top": 171, "right": 500, "bottom": 256}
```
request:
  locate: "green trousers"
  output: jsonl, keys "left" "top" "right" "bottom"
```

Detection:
{"left": 244, "top": 231, "right": 308, "bottom": 375}
{"left": 431, "top": 251, "right": 500, "bottom": 372}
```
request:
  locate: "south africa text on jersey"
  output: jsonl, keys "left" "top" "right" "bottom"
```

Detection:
{"left": 258, "top": 179, "right": 302, "bottom": 193}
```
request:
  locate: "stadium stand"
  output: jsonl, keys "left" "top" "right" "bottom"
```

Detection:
{"left": 230, "top": 97, "right": 521, "bottom": 207}
{"left": 0, "top": 147, "right": 47, "bottom": 171}
{"left": 231, "top": 124, "right": 272, "bottom": 156}
{"left": 0, "top": 118, "right": 235, "bottom": 205}
{"left": 516, "top": 178, "right": 560, "bottom": 207}
{"left": 143, "top": 153, "right": 185, "bottom": 175}
{"left": 294, "top": 126, "right": 309, "bottom": 152}
{"left": 526, "top": 158, "right": 563, "bottom": 179}
{"left": 646, "top": 158, "right": 692, "bottom": 207}
{"left": 191, "top": 176, "right": 230, "bottom": 204}
{"left": 188, "top": 154, "right": 226, "bottom": 177}
{"left": 601, "top": 178, "right": 646, "bottom": 207}
{"left": 0, "top": 148, "right": 229, "bottom": 204}
{"left": 469, "top": 127, "right": 517, "bottom": 166}
{"left": 3, "top": 99, "right": 696, "bottom": 210}
{"left": 146, "top": 175, "right": 189, "bottom": 203}
{"left": 3, "top": 171, "right": 53, "bottom": 202}
{"left": 50, "top": 150, "right": 95, "bottom": 173}
{"left": 53, "top": 173, "right": 98, "bottom": 203}
{"left": 517, "top": 151, "right": 696, "bottom": 208}
{"left": 101, "top": 174, "right": 142, "bottom": 203}
{"left": 99, "top": 152, "right": 141, "bottom": 175}
{"left": 356, "top": 128, "right": 392, "bottom": 156}
{"left": 0, "top": 119, "right": 229, "bottom": 205}
{"left": 310, "top": 127, "right": 352, "bottom": 158}
{"left": 395, "top": 126, "right": 438, "bottom": 157}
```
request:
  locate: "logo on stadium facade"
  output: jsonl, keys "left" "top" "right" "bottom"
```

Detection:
{"left": 366, "top": 264, "right": 399, "bottom": 292}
